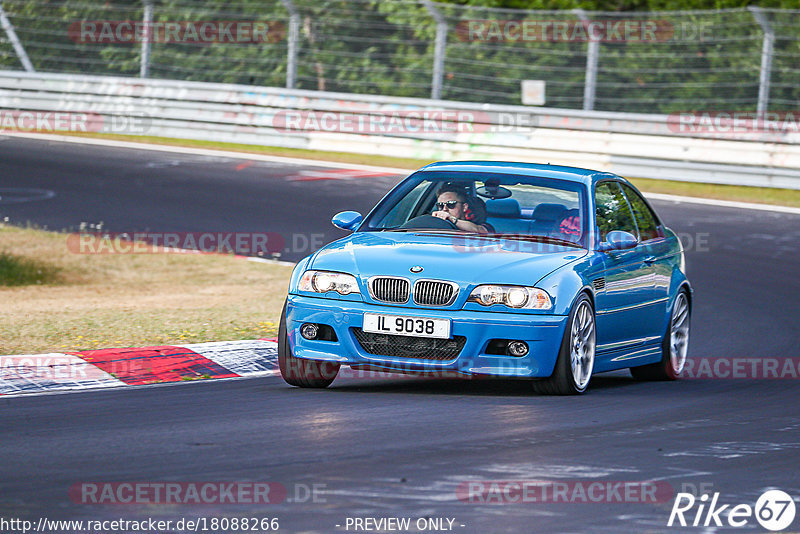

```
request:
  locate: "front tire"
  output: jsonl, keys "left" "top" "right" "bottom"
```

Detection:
{"left": 532, "top": 294, "right": 596, "bottom": 395}
{"left": 630, "top": 289, "right": 690, "bottom": 381}
{"left": 278, "top": 300, "right": 339, "bottom": 388}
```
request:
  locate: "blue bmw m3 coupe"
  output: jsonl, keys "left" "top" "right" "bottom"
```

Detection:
{"left": 278, "top": 161, "right": 692, "bottom": 394}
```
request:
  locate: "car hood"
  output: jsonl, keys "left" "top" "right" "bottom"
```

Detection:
{"left": 310, "top": 231, "right": 586, "bottom": 286}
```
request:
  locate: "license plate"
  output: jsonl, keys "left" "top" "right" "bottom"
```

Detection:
{"left": 363, "top": 313, "right": 451, "bottom": 339}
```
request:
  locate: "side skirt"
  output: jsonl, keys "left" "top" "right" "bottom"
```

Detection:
{"left": 594, "top": 342, "right": 662, "bottom": 373}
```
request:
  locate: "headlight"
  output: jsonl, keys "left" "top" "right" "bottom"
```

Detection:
{"left": 299, "top": 270, "right": 360, "bottom": 295}
{"left": 468, "top": 285, "right": 552, "bottom": 310}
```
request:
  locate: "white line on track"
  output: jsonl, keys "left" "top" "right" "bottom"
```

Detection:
{"left": 5, "top": 132, "right": 799, "bottom": 215}
{"left": 3, "top": 132, "right": 410, "bottom": 174}
{"left": 247, "top": 256, "right": 295, "bottom": 266}
{"left": 643, "top": 192, "right": 800, "bottom": 215}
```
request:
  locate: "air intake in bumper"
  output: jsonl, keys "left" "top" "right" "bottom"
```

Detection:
{"left": 352, "top": 328, "right": 466, "bottom": 361}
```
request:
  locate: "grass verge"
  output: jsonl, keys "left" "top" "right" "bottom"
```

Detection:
{"left": 51, "top": 132, "right": 800, "bottom": 208}
{"left": 58, "top": 132, "right": 436, "bottom": 170}
{"left": 626, "top": 177, "right": 800, "bottom": 208}
{"left": 0, "top": 251, "right": 62, "bottom": 286}
{"left": 0, "top": 225, "right": 292, "bottom": 355}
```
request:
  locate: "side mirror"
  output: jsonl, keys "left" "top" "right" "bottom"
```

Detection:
{"left": 331, "top": 211, "right": 363, "bottom": 232}
{"left": 598, "top": 230, "right": 638, "bottom": 252}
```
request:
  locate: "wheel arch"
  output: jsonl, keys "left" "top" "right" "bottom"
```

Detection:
{"left": 580, "top": 286, "right": 595, "bottom": 308}
{"left": 565, "top": 285, "right": 596, "bottom": 315}
{"left": 536, "top": 258, "right": 597, "bottom": 316}
{"left": 677, "top": 281, "right": 693, "bottom": 311}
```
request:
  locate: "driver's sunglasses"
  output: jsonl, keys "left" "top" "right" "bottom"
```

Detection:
{"left": 436, "top": 200, "right": 463, "bottom": 210}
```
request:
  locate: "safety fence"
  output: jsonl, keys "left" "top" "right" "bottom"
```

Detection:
{"left": 1, "top": 71, "right": 798, "bottom": 189}
{"left": 0, "top": 1, "right": 798, "bottom": 114}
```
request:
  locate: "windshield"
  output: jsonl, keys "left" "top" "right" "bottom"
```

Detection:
{"left": 361, "top": 170, "right": 587, "bottom": 248}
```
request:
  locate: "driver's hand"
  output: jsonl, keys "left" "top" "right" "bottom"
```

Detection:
{"left": 432, "top": 211, "right": 448, "bottom": 220}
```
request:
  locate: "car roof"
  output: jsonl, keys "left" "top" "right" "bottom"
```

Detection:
{"left": 418, "top": 160, "right": 624, "bottom": 187}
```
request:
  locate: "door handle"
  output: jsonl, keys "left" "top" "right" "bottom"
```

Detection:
{"left": 643, "top": 256, "right": 657, "bottom": 265}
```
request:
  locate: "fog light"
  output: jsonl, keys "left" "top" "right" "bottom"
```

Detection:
{"left": 301, "top": 323, "right": 319, "bottom": 340}
{"left": 507, "top": 341, "right": 529, "bottom": 357}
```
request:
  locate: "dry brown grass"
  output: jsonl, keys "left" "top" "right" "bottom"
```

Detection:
{"left": 0, "top": 225, "right": 293, "bottom": 354}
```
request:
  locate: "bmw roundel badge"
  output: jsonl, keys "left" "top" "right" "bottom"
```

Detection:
{"left": 410, "top": 265, "right": 423, "bottom": 273}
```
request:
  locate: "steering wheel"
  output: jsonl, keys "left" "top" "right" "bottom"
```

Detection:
{"left": 399, "top": 214, "right": 458, "bottom": 230}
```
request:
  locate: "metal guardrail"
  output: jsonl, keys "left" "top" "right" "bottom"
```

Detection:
{"left": 0, "top": 71, "right": 798, "bottom": 189}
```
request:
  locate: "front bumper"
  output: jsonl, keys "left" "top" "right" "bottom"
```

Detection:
{"left": 286, "top": 294, "right": 569, "bottom": 378}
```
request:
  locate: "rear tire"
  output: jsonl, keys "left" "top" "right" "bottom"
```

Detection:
{"left": 532, "top": 294, "right": 596, "bottom": 395}
{"left": 630, "top": 289, "right": 690, "bottom": 381}
{"left": 278, "top": 300, "right": 339, "bottom": 388}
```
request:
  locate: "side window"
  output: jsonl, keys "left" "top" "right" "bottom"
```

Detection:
{"left": 620, "top": 184, "right": 659, "bottom": 242}
{"left": 595, "top": 182, "right": 637, "bottom": 242}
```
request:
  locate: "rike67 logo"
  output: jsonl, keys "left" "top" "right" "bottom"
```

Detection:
{"left": 668, "top": 490, "right": 796, "bottom": 531}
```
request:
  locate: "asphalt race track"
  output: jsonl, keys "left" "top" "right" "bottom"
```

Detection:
{"left": 1, "top": 136, "right": 800, "bottom": 532}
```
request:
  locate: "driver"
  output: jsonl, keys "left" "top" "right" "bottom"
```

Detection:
{"left": 432, "top": 184, "right": 489, "bottom": 234}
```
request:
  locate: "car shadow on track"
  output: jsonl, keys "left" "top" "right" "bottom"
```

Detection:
{"left": 323, "top": 370, "right": 644, "bottom": 397}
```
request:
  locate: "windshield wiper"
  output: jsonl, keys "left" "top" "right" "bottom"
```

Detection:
{"left": 411, "top": 230, "right": 486, "bottom": 236}
{"left": 380, "top": 228, "right": 477, "bottom": 235}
